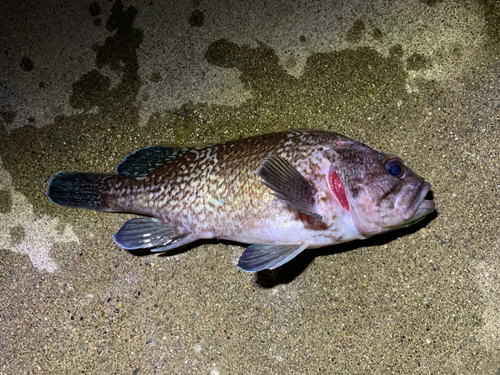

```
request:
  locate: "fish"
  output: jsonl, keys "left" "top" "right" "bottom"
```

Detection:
{"left": 46, "top": 130, "right": 435, "bottom": 272}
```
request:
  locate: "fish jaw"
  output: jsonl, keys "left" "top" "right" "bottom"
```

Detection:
{"left": 401, "top": 182, "right": 435, "bottom": 224}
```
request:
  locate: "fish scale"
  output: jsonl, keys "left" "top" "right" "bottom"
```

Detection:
{"left": 46, "top": 130, "right": 435, "bottom": 272}
{"left": 141, "top": 133, "right": 320, "bottom": 223}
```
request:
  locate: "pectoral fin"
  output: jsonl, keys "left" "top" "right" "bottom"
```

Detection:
{"left": 255, "top": 155, "right": 321, "bottom": 221}
{"left": 237, "top": 243, "right": 308, "bottom": 272}
{"left": 113, "top": 217, "right": 192, "bottom": 252}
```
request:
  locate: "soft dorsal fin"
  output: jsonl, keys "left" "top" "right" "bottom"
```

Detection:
{"left": 116, "top": 146, "right": 189, "bottom": 178}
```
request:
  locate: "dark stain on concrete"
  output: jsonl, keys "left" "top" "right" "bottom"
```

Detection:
{"left": 20, "top": 56, "right": 34, "bottom": 72}
{"left": 9, "top": 225, "right": 25, "bottom": 247}
{"left": 189, "top": 9, "right": 204, "bottom": 28}
{"left": 406, "top": 53, "right": 431, "bottom": 71}
{"left": 0, "top": 190, "right": 12, "bottom": 214}
{"left": 70, "top": 70, "right": 112, "bottom": 110}
{"left": 1, "top": 111, "right": 16, "bottom": 125}
{"left": 478, "top": 0, "right": 500, "bottom": 45}
{"left": 420, "top": 0, "right": 443, "bottom": 5}
{"left": 372, "top": 28, "right": 383, "bottom": 42}
{"left": 346, "top": 19, "right": 365, "bottom": 43}
{"left": 89, "top": 1, "right": 102, "bottom": 17}
{"left": 150, "top": 71, "right": 162, "bottom": 83}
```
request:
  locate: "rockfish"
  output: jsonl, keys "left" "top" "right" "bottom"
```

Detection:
{"left": 46, "top": 130, "right": 435, "bottom": 272}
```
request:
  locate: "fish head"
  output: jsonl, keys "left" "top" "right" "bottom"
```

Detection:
{"left": 330, "top": 141, "right": 435, "bottom": 236}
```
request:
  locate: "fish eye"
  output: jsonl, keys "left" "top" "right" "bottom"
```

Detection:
{"left": 381, "top": 155, "right": 405, "bottom": 178}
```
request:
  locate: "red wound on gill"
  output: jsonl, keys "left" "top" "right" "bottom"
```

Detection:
{"left": 329, "top": 169, "right": 350, "bottom": 211}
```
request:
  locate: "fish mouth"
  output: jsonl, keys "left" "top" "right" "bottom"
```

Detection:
{"left": 403, "top": 182, "right": 435, "bottom": 223}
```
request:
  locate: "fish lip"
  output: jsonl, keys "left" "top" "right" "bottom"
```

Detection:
{"left": 403, "top": 182, "right": 435, "bottom": 221}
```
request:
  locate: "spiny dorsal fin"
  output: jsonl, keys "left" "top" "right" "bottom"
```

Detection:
{"left": 116, "top": 146, "right": 189, "bottom": 179}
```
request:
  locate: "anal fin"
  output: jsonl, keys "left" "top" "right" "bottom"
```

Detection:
{"left": 237, "top": 243, "right": 308, "bottom": 272}
{"left": 113, "top": 217, "right": 192, "bottom": 252}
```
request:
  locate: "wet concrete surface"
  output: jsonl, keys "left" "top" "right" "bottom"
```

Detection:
{"left": 1, "top": 0, "right": 500, "bottom": 373}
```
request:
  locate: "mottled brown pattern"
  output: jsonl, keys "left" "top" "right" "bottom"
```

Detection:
{"left": 106, "top": 131, "right": 348, "bottom": 237}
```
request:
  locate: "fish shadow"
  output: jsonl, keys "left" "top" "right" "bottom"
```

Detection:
{"left": 255, "top": 210, "right": 438, "bottom": 288}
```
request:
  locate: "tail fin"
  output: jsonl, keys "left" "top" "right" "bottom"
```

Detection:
{"left": 46, "top": 172, "right": 115, "bottom": 211}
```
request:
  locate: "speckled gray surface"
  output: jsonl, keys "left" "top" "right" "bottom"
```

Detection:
{"left": 1, "top": 0, "right": 500, "bottom": 373}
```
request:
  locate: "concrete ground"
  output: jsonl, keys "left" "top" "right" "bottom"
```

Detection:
{"left": 1, "top": 0, "right": 499, "bottom": 373}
